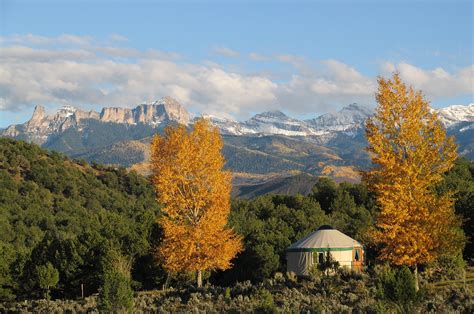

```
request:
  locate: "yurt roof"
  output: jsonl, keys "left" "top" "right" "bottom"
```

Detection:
{"left": 287, "top": 225, "right": 362, "bottom": 252}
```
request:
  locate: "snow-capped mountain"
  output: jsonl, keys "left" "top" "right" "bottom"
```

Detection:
{"left": 304, "top": 103, "right": 373, "bottom": 132}
{"left": 1, "top": 98, "right": 472, "bottom": 183}
{"left": 434, "top": 104, "right": 474, "bottom": 127}
{"left": 2, "top": 97, "right": 189, "bottom": 144}
{"left": 204, "top": 105, "right": 373, "bottom": 138}
{"left": 3, "top": 98, "right": 473, "bottom": 145}
{"left": 208, "top": 110, "right": 330, "bottom": 137}
{"left": 206, "top": 102, "right": 474, "bottom": 138}
{"left": 203, "top": 115, "right": 258, "bottom": 136}
{"left": 99, "top": 96, "right": 189, "bottom": 126}
{"left": 244, "top": 111, "right": 326, "bottom": 136}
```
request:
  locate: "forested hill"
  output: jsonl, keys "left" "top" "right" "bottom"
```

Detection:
{"left": 1, "top": 138, "right": 472, "bottom": 302}
{"left": 0, "top": 138, "right": 161, "bottom": 299}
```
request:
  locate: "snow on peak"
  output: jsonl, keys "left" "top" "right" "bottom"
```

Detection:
{"left": 208, "top": 103, "right": 473, "bottom": 136}
{"left": 434, "top": 103, "right": 474, "bottom": 127}
{"left": 58, "top": 105, "right": 77, "bottom": 117}
{"left": 6, "top": 98, "right": 473, "bottom": 142}
{"left": 251, "top": 110, "right": 305, "bottom": 125}
{"left": 305, "top": 103, "right": 372, "bottom": 131}
{"left": 151, "top": 96, "right": 183, "bottom": 108}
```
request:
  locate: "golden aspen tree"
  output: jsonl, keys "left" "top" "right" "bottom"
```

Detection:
{"left": 365, "top": 73, "right": 464, "bottom": 290}
{"left": 151, "top": 119, "right": 242, "bottom": 287}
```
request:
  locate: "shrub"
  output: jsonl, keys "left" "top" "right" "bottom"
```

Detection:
{"left": 318, "top": 251, "right": 340, "bottom": 276}
{"left": 256, "top": 288, "right": 276, "bottom": 313}
{"left": 99, "top": 250, "right": 134, "bottom": 313}
{"left": 425, "top": 253, "right": 466, "bottom": 282}
{"left": 374, "top": 264, "right": 420, "bottom": 312}
{"left": 393, "top": 266, "right": 417, "bottom": 303}
{"left": 285, "top": 271, "right": 297, "bottom": 283}
{"left": 224, "top": 287, "right": 231, "bottom": 300}
{"left": 374, "top": 263, "right": 396, "bottom": 299}
{"left": 35, "top": 262, "right": 59, "bottom": 300}
{"left": 308, "top": 264, "right": 322, "bottom": 282}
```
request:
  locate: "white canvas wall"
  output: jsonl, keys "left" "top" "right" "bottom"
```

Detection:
{"left": 286, "top": 249, "right": 357, "bottom": 275}
{"left": 286, "top": 251, "right": 312, "bottom": 276}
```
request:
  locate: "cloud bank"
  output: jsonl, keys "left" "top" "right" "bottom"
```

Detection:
{"left": 0, "top": 34, "right": 472, "bottom": 119}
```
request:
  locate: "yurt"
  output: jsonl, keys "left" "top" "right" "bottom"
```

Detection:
{"left": 286, "top": 225, "right": 364, "bottom": 275}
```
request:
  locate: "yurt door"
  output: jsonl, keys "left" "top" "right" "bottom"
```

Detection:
{"left": 352, "top": 247, "right": 363, "bottom": 270}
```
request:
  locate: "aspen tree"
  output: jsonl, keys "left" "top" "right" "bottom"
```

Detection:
{"left": 151, "top": 119, "right": 242, "bottom": 287}
{"left": 365, "top": 73, "right": 464, "bottom": 290}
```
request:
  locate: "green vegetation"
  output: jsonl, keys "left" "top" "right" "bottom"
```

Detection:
{"left": 0, "top": 138, "right": 472, "bottom": 312}
{"left": 35, "top": 262, "right": 59, "bottom": 300}
{"left": 436, "top": 157, "right": 474, "bottom": 259}
{"left": 1, "top": 268, "right": 472, "bottom": 313}
{"left": 374, "top": 264, "right": 420, "bottom": 311}
{"left": 219, "top": 194, "right": 330, "bottom": 284}
{"left": 99, "top": 249, "right": 134, "bottom": 313}
{"left": 232, "top": 173, "right": 319, "bottom": 199}
{"left": 0, "top": 138, "right": 160, "bottom": 300}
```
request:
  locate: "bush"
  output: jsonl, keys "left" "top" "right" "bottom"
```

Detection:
{"left": 308, "top": 264, "right": 322, "bottom": 281}
{"left": 99, "top": 250, "right": 134, "bottom": 313}
{"left": 374, "top": 263, "right": 396, "bottom": 299}
{"left": 318, "top": 251, "right": 340, "bottom": 276}
{"left": 224, "top": 287, "right": 231, "bottom": 300}
{"left": 256, "top": 288, "right": 276, "bottom": 313}
{"left": 425, "top": 253, "right": 466, "bottom": 282}
{"left": 374, "top": 264, "right": 420, "bottom": 311}
{"left": 393, "top": 266, "right": 417, "bottom": 303}
{"left": 35, "top": 262, "right": 59, "bottom": 300}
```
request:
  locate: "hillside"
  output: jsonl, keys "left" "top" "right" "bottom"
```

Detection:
{"left": 0, "top": 138, "right": 160, "bottom": 299}
{"left": 1, "top": 138, "right": 472, "bottom": 306}
{"left": 232, "top": 173, "right": 319, "bottom": 198}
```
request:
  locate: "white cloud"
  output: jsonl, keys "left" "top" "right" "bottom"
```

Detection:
{"left": 109, "top": 34, "right": 128, "bottom": 42}
{"left": 276, "top": 54, "right": 307, "bottom": 68}
{"left": 0, "top": 46, "right": 96, "bottom": 62}
{"left": 248, "top": 52, "right": 268, "bottom": 61}
{"left": 270, "top": 58, "right": 377, "bottom": 113}
{"left": 0, "top": 45, "right": 276, "bottom": 117}
{"left": 213, "top": 46, "right": 240, "bottom": 58}
{"left": 380, "top": 62, "right": 473, "bottom": 99}
{"left": 0, "top": 34, "right": 472, "bottom": 120}
{"left": 0, "top": 34, "right": 93, "bottom": 46}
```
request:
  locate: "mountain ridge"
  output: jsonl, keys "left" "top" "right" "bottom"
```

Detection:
{"left": 3, "top": 97, "right": 473, "bottom": 142}
{"left": 1, "top": 97, "right": 472, "bottom": 184}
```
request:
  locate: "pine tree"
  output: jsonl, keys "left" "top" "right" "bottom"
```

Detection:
{"left": 98, "top": 249, "right": 134, "bottom": 313}
{"left": 365, "top": 73, "right": 464, "bottom": 290}
{"left": 35, "top": 262, "right": 59, "bottom": 300}
{"left": 151, "top": 119, "right": 242, "bottom": 287}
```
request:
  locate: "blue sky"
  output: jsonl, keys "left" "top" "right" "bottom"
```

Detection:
{"left": 0, "top": 0, "right": 473, "bottom": 127}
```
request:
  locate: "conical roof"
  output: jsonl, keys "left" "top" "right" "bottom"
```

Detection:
{"left": 287, "top": 226, "right": 361, "bottom": 251}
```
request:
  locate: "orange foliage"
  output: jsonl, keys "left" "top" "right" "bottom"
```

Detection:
{"left": 151, "top": 119, "right": 242, "bottom": 276}
{"left": 365, "top": 73, "right": 464, "bottom": 267}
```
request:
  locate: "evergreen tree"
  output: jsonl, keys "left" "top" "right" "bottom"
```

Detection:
{"left": 99, "top": 249, "right": 134, "bottom": 313}
{"left": 35, "top": 262, "right": 59, "bottom": 300}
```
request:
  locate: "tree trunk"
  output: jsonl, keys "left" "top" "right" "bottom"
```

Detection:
{"left": 163, "top": 272, "right": 170, "bottom": 290}
{"left": 196, "top": 270, "right": 203, "bottom": 288}
{"left": 414, "top": 264, "right": 419, "bottom": 292}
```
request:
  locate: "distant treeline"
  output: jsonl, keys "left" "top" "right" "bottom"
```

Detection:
{"left": 0, "top": 138, "right": 472, "bottom": 300}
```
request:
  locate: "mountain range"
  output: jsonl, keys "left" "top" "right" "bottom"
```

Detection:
{"left": 1, "top": 97, "right": 473, "bottom": 197}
